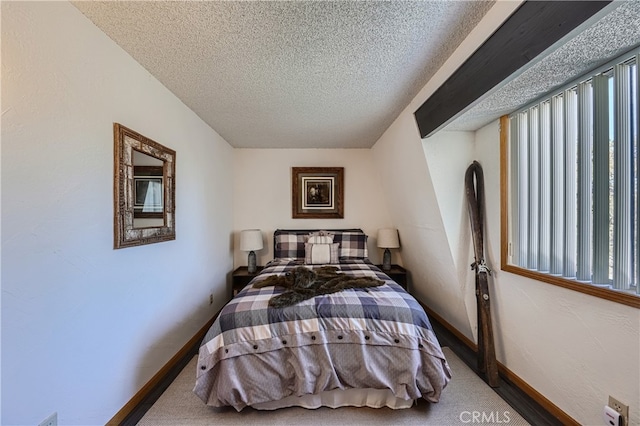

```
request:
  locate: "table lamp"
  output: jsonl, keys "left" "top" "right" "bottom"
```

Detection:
{"left": 377, "top": 228, "right": 400, "bottom": 271}
{"left": 240, "top": 229, "right": 263, "bottom": 274}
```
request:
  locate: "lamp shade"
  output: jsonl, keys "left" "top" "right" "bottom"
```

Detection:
{"left": 377, "top": 228, "right": 400, "bottom": 249}
{"left": 239, "top": 229, "right": 263, "bottom": 251}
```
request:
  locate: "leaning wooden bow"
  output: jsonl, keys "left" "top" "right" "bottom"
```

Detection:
{"left": 465, "top": 160, "right": 499, "bottom": 388}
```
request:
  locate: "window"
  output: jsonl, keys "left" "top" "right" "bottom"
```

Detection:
{"left": 502, "top": 47, "right": 640, "bottom": 309}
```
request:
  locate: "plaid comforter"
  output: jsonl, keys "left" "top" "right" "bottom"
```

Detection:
{"left": 193, "top": 259, "right": 451, "bottom": 410}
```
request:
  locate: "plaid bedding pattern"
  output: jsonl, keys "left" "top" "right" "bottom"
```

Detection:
{"left": 194, "top": 259, "right": 451, "bottom": 409}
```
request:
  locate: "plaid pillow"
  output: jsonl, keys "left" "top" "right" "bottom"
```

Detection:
{"left": 274, "top": 232, "right": 307, "bottom": 259}
{"left": 334, "top": 231, "right": 369, "bottom": 260}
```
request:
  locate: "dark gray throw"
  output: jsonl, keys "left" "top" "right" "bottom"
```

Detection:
{"left": 253, "top": 265, "right": 384, "bottom": 308}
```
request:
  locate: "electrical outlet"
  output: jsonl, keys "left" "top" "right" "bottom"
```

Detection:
{"left": 38, "top": 412, "right": 57, "bottom": 426}
{"left": 209, "top": 293, "right": 213, "bottom": 305}
{"left": 608, "top": 396, "right": 629, "bottom": 426}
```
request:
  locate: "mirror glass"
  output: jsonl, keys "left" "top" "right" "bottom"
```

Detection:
{"left": 114, "top": 123, "right": 176, "bottom": 249}
{"left": 133, "top": 150, "right": 164, "bottom": 228}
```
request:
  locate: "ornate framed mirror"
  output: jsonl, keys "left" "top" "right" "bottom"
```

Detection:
{"left": 114, "top": 123, "right": 176, "bottom": 249}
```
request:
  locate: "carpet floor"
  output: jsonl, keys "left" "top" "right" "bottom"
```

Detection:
{"left": 137, "top": 347, "right": 529, "bottom": 425}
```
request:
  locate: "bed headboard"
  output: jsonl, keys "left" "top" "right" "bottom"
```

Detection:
{"left": 273, "top": 228, "right": 369, "bottom": 261}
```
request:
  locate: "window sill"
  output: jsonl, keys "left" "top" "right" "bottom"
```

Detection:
{"left": 501, "top": 264, "right": 640, "bottom": 309}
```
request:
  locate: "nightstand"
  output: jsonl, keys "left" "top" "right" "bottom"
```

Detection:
{"left": 232, "top": 266, "right": 264, "bottom": 296}
{"left": 377, "top": 264, "right": 408, "bottom": 290}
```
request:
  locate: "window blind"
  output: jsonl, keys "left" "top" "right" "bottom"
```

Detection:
{"left": 508, "top": 47, "right": 640, "bottom": 296}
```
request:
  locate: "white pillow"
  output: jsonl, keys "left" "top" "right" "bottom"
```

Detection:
{"left": 304, "top": 242, "right": 340, "bottom": 264}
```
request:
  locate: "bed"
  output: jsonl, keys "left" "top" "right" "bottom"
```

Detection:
{"left": 193, "top": 229, "right": 451, "bottom": 411}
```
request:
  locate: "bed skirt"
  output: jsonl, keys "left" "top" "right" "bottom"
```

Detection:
{"left": 250, "top": 388, "right": 415, "bottom": 410}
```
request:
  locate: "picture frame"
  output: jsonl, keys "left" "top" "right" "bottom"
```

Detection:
{"left": 292, "top": 167, "right": 344, "bottom": 219}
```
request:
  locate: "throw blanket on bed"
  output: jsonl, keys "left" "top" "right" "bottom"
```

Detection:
{"left": 253, "top": 265, "right": 384, "bottom": 308}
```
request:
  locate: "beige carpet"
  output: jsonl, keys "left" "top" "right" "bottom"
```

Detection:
{"left": 137, "top": 347, "right": 529, "bottom": 425}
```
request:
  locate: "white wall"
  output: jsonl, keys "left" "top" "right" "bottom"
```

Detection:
{"left": 232, "top": 149, "right": 395, "bottom": 267}
{"left": 1, "top": 2, "right": 234, "bottom": 425}
{"left": 422, "top": 132, "right": 478, "bottom": 341}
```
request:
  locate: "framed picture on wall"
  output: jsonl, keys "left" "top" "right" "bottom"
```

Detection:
{"left": 292, "top": 167, "right": 344, "bottom": 218}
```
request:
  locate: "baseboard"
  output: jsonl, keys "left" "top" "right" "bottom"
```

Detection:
{"left": 106, "top": 313, "right": 219, "bottom": 425}
{"left": 421, "top": 303, "right": 579, "bottom": 426}
{"left": 496, "top": 366, "right": 579, "bottom": 426}
{"left": 422, "top": 304, "right": 478, "bottom": 351}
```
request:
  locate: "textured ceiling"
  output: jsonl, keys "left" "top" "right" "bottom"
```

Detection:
{"left": 72, "top": 1, "right": 640, "bottom": 148}
{"left": 73, "top": 0, "right": 494, "bottom": 148}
